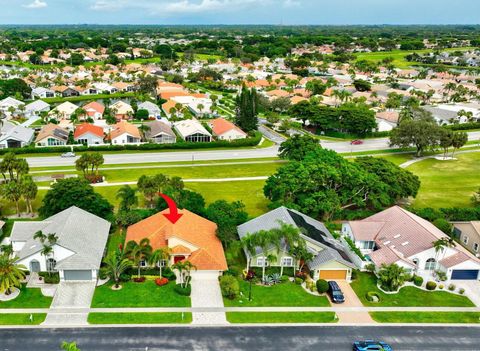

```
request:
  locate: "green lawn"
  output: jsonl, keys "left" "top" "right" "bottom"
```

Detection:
{"left": 0, "top": 285, "right": 53, "bottom": 309}
{"left": 351, "top": 272, "right": 474, "bottom": 307}
{"left": 370, "top": 312, "right": 480, "bottom": 324}
{"left": 105, "top": 230, "right": 127, "bottom": 259}
{"left": 0, "top": 313, "right": 47, "bottom": 325}
{"left": 406, "top": 152, "right": 480, "bottom": 208}
{"left": 223, "top": 280, "right": 330, "bottom": 307}
{"left": 226, "top": 312, "right": 337, "bottom": 323}
{"left": 91, "top": 280, "right": 191, "bottom": 308}
{"left": 88, "top": 312, "right": 192, "bottom": 324}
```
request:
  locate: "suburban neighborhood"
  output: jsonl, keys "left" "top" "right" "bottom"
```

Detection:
{"left": 1, "top": 2, "right": 480, "bottom": 350}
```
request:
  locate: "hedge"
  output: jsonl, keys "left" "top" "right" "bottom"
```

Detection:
{"left": 174, "top": 283, "right": 191, "bottom": 296}
{"left": 1, "top": 132, "right": 262, "bottom": 156}
{"left": 444, "top": 122, "right": 480, "bottom": 131}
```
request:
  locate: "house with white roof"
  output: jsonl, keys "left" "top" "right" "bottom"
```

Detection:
{"left": 171, "top": 95, "right": 213, "bottom": 116}
{"left": 11, "top": 206, "right": 111, "bottom": 281}
{"left": 342, "top": 206, "right": 480, "bottom": 280}
{"left": 138, "top": 101, "right": 161, "bottom": 118}
{"left": 0, "top": 97, "right": 25, "bottom": 118}
{"left": 31, "top": 87, "right": 55, "bottom": 99}
{"left": 173, "top": 119, "right": 212, "bottom": 142}
{"left": 48, "top": 101, "right": 78, "bottom": 120}
{"left": 0, "top": 123, "right": 34, "bottom": 148}
{"left": 25, "top": 100, "right": 50, "bottom": 118}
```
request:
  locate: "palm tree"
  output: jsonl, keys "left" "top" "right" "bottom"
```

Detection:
{"left": 149, "top": 247, "right": 171, "bottom": 278}
{"left": 138, "top": 123, "right": 151, "bottom": 142}
{"left": 172, "top": 260, "right": 196, "bottom": 288}
{"left": 61, "top": 341, "right": 81, "bottom": 351}
{"left": 115, "top": 185, "right": 138, "bottom": 211}
{"left": 377, "top": 263, "right": 406, "bottom": 291}
{"left": 271, "top": 223, "right": 301, "bottom": 276}
{"left": 0, "top": 253, "right": 27, "bottom": 295}
{"left": 126, "top": 239, "right": 152, "bottom": 278}
{"left": 239, "top": 233, "right": 256, "bottom": 272}
{"left": 19, "top": 175, "right": 38, "bottom": 216}
{"left": 2, "top": 181, "right": 22, "bottom": 216}
{"left": 251, "top": 230, "right": 275, "bottom": 283}
{"left": 104, "top": 254, "right": 131, "bottom": 289}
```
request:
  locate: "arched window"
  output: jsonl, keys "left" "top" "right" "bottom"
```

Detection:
{"left": 46, "top": 258, "right": 57, "bottom": 272}
{"left": 425, "top": 258, "right": 436, "bottom": 270}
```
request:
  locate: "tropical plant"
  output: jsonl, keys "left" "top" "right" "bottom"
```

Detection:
{"left": 115, "top": 185, "right": 138, "bottom": 211}
{"left": 104, "top": 252, "right": 132, "bottom": 288}
{"left": 126, "top": 239, "right": 152, "bottom": 278}
{"left": 377, "top": 263, "right": 406, "bottom": 292}
{"left": 172, "top": 260, "right": 196, "bottom": 288}
{"left": 0, "top": 253, "right": 26, "bottom": 295}
{"left": 149, "top": 247, "right": 171, "bottom": 278}
{"left": 61, "top": 341, "right": 81, "bottom": 351}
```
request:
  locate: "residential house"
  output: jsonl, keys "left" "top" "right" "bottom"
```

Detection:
{"left": 35, "top": 123, "right": 69, "bottom": 147}
{"left": 109, "top": 101, "right": 134, "bottom": 120}
{"left": 109, "top": 120, "right": 141, "bottom": 144}
{"left": 174, "top": 119, "right": 212, "bottom": 142}
{"left": 237, "top": 207, "right": 357, "bottom": 280}
{"left": 0, "top": 124, "right": 34, "bottom": 148}
{"left": 91, "top": 82, "right": 117, "bottom": 94}
{"left": 125, "top": 209, "right": 227, "bottom": 274}
{"left": 31, "top": 87, "right": 55, "bottom": 99}
{"left": 11, "top": 206, "right": 111, "bottom": 281}
{"left": 24, "top": 100, "right": 50, "bottom": 119}
{"left": 138, "top": 101, "right": 161, "bottom": 119}
{"left": 48, "top": 101, "right": 79, "bottom": 120}
{"left": 0, "top": 97, "right": 25, "bottom": 118}
{"left": 170, "top": 95, "right": 213, "bottom": 116}
{"left": 83, "top": 101, "right": 105, "bottom": 120}
{"left": 112, "top": 82, "right": 135, "bottom": 92}
{"left": 52, "top": 86, "right": 80, "bottom": 98}
{"left": 452, "top": 222, "right": 480, "bottom": 256}
{"left": 74, "top": 123, "right": 105, "bottom": 145}
{"left": 144, "top": 120, "right": 176, "bottom": 144}
{"left": 343, "top": 206, "right": 480, "bottom": 280}
{"left": 208, "top": 118, "right": 247, "bottom": 141}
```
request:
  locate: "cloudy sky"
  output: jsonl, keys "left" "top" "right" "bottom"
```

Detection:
{"left": 1, "top": 0, "right": 480, "bottom": 25}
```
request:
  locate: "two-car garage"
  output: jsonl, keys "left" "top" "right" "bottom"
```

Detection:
{"left": 62, "top": 270, "right": 94, "bottom": 281}
{"left": 450, "top": 269, "right": 479, "bottom": 280}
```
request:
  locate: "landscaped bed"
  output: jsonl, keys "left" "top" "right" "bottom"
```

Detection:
{"left": 351, "top": 272, "right": 474, "bottom": 307}
{"left": 223, "top": 279, "right": 330, "bottom": 307}
{"left": 370, "top": 312, "right": 480, "bottom": 323}
{"left": 226, "top": 312, "right": 337, "bottom": 323}
{"left": 0, "top": 313, "right": 47, "bottom": 325}
{"left": 91, "top": 280, "right": 191, "bottom": 308}
{"left": 0, "top": 284, "right": 53, "bottom": 309}
{"left": 87, "top": 312, "right": 192, "bottom": 324}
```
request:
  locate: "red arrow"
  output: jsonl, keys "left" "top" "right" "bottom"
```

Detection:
{"left": 159, "top": 193, "right": 183, "bottom": 224}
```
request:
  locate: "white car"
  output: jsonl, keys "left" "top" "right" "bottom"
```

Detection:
{"left": 61, "top": 152, "right": 76, "bottom": 158}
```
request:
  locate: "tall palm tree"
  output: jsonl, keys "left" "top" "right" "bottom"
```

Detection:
{"left": 271, "top": 223, "right": 301, "bottom": 276}
{"left": 138, "top": 123, "right": 151, "bottom": 142}
{"left": 239, "top": 233, "right": 256, "bottom": 272}
{"left": 19, "top": 175, "right": 38, "bottom": 216}
{"left": 115, "top": 185, "right": 138, "bottom": 211}
{"left": 149, "top": 247, "right": 171, "bottom": 278}
{"left": 126, "top": 239, "right": 152, "bottom": 278}
{"left": 2, "top": 181, "right": 22, "bottom": 216}
{"left": 0, "top": 253, "right": 26, "bottom": 295}
{"left": 251, "top": 230, "right": 275, "bottom": 283}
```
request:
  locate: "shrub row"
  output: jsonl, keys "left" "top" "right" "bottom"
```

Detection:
{"left": 444, "top": 122, "right": 480, "bottom": 131}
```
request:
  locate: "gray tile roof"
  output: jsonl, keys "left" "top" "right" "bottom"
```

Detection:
{"left": 12, "top": 206, "right": 111, "bottom": 270}
{"left": 144, "top": 120, "right": 176, "bottom": 139}
{"left": 0, "top": 125, "right": 34, "bottom": 143}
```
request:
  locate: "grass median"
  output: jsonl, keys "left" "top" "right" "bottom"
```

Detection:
{"left": 370, "top": 312, "right": 480, "bottom": 324}
{"left": 226, "top": 312, "right": 337, "bottom": 324}
{"left": 88, "top": 312, "right": 192, "bottom": 324}
{"left": 0, "top": 313, "right": 47, "bottom": 325}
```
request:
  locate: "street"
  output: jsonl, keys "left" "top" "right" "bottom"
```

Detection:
{"left": 1, "top": 326, "right": 480, "bottom": 350}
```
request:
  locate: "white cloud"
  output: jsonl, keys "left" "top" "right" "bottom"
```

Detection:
{"left": 23, "top": 0, "right": 47, "bottom": 9}
{"left": 90, "top": 0, "right": 260, "bottom": 15}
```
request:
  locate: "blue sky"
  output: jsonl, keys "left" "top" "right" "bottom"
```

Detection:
{"left": 1, "top": 0, "right": 480, "bottom": 25}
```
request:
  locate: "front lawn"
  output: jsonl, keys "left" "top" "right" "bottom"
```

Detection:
{"left": 223, "top": 279, "right": 330, "bottom": 307}
{"left": 0, "top": 313, "right": 47, "bottom": 325}
{"left": 88, "top": 312, "right": 192, "bottom": 324}
{"left": 370, "top": 312, "right": 480, "bottom": 324}
{"left": 0, "top": 285, "right": 53, "bottom": 309}
{"left": 351, "top": 272, "right": 474, "bottom": 307}
{"left": 226, "top": 312, "right": 337, "bottom": 323}
{"left": 91, "top": 280, "right": 191, "bottom": 308}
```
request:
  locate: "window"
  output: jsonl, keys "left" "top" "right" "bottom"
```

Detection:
{"left": 46, "top": 258, "right": 57, "bottom": 272}
{"left": 256, "top": 257, "right": 266, "bottom": 267}
{"left": 463, "top": 235, "right": 469, "bottom": 245}
{"left": 140, "top": 260, "right": 147, "bottom": 267}
{"left": 425, "top": 258, "right": 436, "bottom": 270}
{"left": 474, "top": 243, "right": 479, "bottom": 252}
{"left": 281, "top": 257, "right": 293, "bottom": 267}
{"left": 157, "top": 259, "right": 167, "bottom": 267}
{"left": 412, "top": 258, "right": 419, "bottom": 266}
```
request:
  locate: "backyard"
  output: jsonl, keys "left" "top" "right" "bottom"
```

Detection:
{"left": 351, "top": 272, "right": 474, "bottom": 307}
{"left": 91, "top": 280, "right": 191, "bottom": 308}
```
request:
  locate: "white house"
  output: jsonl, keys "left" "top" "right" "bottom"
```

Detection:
{"left": 208, "top": 118, "right": 247, "bottom": 141}
{"left": 174, "top": 119, "right": 212, "bottom": 142}
{"left": 25, "top": 100, "right": 50, "bottom": 118}
{"left": 138, "top": 101, "right": 161, "bottom": 119}
{"left": 0, "top": 124, "right": 34, "bottom": 148}
{"left": 109, "top": 120, "right": 141, "bottom": 144}
{"left": 171, "top": 95, "right": 213, "bottom": 116}
{"left": 11, "top": 206, "right": 111, "bottom": 282}
{"left": 342, "top": 206, "right": 480, "bottom": 280}
{"left": 31, "top": 87, "right": 55, "bottom": 99}
{"left": 0, "top": 97, "right": 25, "bottom": 118}
{"left": 74, "top": 123, "right": 105, "bottom": 145}
{"left": 48, "top": 101, "right": 78, "bottom": 120}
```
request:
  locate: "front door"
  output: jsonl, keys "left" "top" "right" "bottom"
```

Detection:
{"left": 30, "top": 260, "right": 40, "bottom": 272}
{"left": 174, "top": 255, "right": 185, "bottom": 264}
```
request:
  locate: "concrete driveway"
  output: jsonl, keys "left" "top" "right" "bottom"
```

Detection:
{"left": 190, "top": 272, "right": 227, "bottom": 325}
{"left": 333, "top": 281, "right": 374, "bottom": 324}
{"left": 454, "top": 280, "right": 480, "bottom": 307}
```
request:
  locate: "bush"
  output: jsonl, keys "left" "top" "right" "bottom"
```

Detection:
{"left": 294, "top": 277, "right": 303, "bottom": 285}
{"left": 343, "top": 236, "right": 366, "bottom": 260}
{"left": 99, "top": 268, "right": 108, "bottom": 280}
{"left": 448, "top": 284, "right": 456, "bottom": 291}
{"left": 459, "top": 288, "right": 465, "bottom": 294}
{"left": 280, "top": 275, "right": 289, "bottom": 283}
{"left": 119, "top": 273, "right": 131, "bottom": 282}
{"left": 439, "top": 284, "right": 444, "bottom": 289}
{"left": 413, "top": 275, "right": 424, "bottom": 287}
{"left": 133, "top": 277, "right": 146, "bottom": 283}
{"left": 38, "top": 272, "right": 60, "bottom": 284}
{"left": 162, "top": 267, "right": 177, "bottom": 281}
{"left": 174, "top": 284, "right": 191, "bottom": 296}
{"left": 155, "top": 277, "right": 169, "bottom": 286}
{"left": 316, "top": 279, "right": 329, "bottom": 294}
{"left": 365, "top": 263, "right": 376, "bottom": 273}
{"left": 404, "top": 274, "right": 413, "bottom": 282}
{"left": 223, "top": 268, "right": 239, "bottom": 277}
{"left": 426, "top": 281, "right": 437, "bottom": 290}
{"left": 365, "top": 291, "right": 380, "bottom": 302}
{"left": 219, "top": 275, "right": 240, "bottom": 300}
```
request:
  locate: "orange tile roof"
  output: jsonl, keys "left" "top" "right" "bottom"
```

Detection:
{"left": 83, "top": 101, "right": 105, "bottom": 115}
{"left": 171, "top": 245, "right": 191, "bottom": 254}
{"left": 110, "top": 120, "right": 140, "bottom": 140}
{"left": 125, "top": 209, "right": 227, "bottom": 271}
{"left": 209, "top": 118, "right": 246, "bottom": 137}
{"left": 159, "top": 91, "right": 190, "bottom": 100}
{"left": 74, "top": 123, "right": 104, "bottom": 139}
{"left": 162, "top": 99, "right": 178, "bottom": 114}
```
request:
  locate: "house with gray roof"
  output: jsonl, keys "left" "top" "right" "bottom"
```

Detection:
{"left": 237, "top": 206, "right": 357, "bottom": 281}
{"left": 138, "top": 101, "right": 161, "bottom": 118}
{"left": 10, "top": 206, "right": 111, "bottom": 281}
{"left": 144, "top": 120, "right": 176, "bottom": 144}
{"left": 0, "top": 124, "right": 34, "bottom": 148}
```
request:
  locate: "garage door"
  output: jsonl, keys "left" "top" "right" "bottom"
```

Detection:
{"left": 319, "top": 270, "right": 347, "bottom": 280}
{"left": 63, "top": 270, "right": 92, "bottom": 281}
{"left": 451, "top": 270, "right": 479, "bottom": 280}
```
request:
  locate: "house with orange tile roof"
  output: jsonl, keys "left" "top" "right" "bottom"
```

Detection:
{"left": 83, "top": 101, "right": 105, "bottom": 120}
{"left": 109, "top": 120, "right": 141, "bottom": 144}
{"left": 208, "top": 118, "right": 247, "bottom": 141}
{"left": 74, "top": 123, "right": 105, "bottom": 145}
{"left": 35, "top": 124, "right": 69, "bottom": 147}
{"left": 125, "top": 209, "right": 227, "bottom": 273}
{"left": 343, "top": 206, "right": 480, "bottom": 280}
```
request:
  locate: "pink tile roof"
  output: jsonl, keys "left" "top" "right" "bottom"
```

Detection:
{"left": 439, "top": 251, "right": 471, "bottom": 268}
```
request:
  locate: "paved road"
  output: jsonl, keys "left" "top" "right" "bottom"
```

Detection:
{"left": 1, "top": 326, "right": 480, "bottom": 350}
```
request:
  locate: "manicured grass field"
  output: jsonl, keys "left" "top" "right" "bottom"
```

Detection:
{"left": 406, "top": 152, "right": 480, "bottom": 208}
{"left": 351, "top": 272, "right": 474, "bottom": 307}
{"left": 0, "top": 313, "right": 47, "bottom": 325}
{"left": 223, "top": 280, "right": 330, "bottom": 307}
{"left": 226, "top": 312, "right": 337, "bottom": 323}
{"left": 0, "top": 285, "right": 53, "bottom": 309}
{"left": 88, "top": 312, "right": 192, "bottom": 324}
{"left": 370, "top": 312, "right": 480, "bottom": 324}
{"left": 91, "top": 280, "right": 191, "bottom": 308}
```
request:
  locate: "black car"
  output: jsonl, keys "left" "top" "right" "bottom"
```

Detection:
{"left": 327, "top": 281, "right": 345, "bottom": 303}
